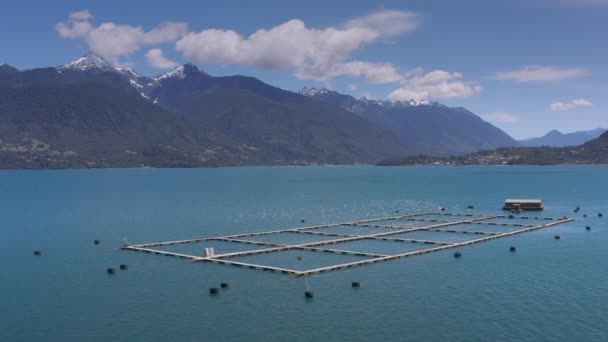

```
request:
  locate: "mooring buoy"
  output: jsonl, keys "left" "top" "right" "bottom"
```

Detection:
{"left": 301, "top": 219, "right": 306, "bottom": 223}
{"left": 454, "top": 251, "right": 462, "bottom": 258}
{"left": 107, "top": 268, "right": 115, "bottom": 274}
{"left": 586, "top": 226, "right": 591, "bottom": 231}
{"left": 94, "top": 240, "right": 100, "bottom": 245}
{"left": 119, "top": 264, "right": 128, "bottom": 270}
{"left": 352, "top": 281, "right": 360, "bottom": 288}
{"left": 510, "top": 246, "right": 516, "bottom": 252}
{"left": 210, "top": 287, "right": 219, "bottom": 295}
{"left": 554, "top": 235, "right": 561, "bottom": 240}
{"left": 33, "top": 250, "right": 41, "bottom": 256}
{"left": 304, "top": 291, "right": 314, "bottom": 298}
{"left": 220, "top": 282, "right": 229, "bottom": 288}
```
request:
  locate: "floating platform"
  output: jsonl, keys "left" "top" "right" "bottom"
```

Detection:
{"left": 122, "top": 212, "right": 572, "bottom": 276}
{"left": 503, "top": 199, "right": 544, "bottom": 211}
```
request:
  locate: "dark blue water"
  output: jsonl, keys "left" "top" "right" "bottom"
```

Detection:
{"left": 2, "top": 166, "right": 607, "bottom": 341}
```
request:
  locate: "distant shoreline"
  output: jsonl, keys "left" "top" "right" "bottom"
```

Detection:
{"left": 2, "top": 163, "right": 608, "bottom": 171}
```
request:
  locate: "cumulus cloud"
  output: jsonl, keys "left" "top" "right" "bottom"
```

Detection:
{"left": 143, "top": 22, "right": 189, "bottom": 44}
{"left": 549, "top": 98, "right": 593, "bottom": 111}
{"left": 69, "top": 10, "right": 93, "bottom": 21}
{"left": 175, "top": 10, "right": 418, "bottom": 82}
{"left": 388, "top": 69, "right": 482, "bottom": 101}
{"left": 317, "top": 61, "right": 404, "bottom": 84}
{"left": 344, "top": 9, "right": 419, "bottom": 36}
{"left": 482, "top": 112, "right": 520, "bottom": 124}
{"left": 144, "top": 48, "right": 179, "bottom": 69}
{"left": 55, "top": 11, "right": 187, "bottom": 59}
{"left": 55, "top": 10, "right": 93, "bottom": 38}
{"left": 495, "top": 65, "right": 589, "bottom": 82}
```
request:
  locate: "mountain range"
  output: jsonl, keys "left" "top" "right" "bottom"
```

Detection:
{"left": 379, "top": 131, "right": 608, "bottom": 166}
{"left": 519, "top": 128, "right": 607, "bottom": 147}
{"left": 1, "top": 52, "right": 519, "bottom": 169}
{"left": 299, "top": 88, "right": 517, "bottom": 156}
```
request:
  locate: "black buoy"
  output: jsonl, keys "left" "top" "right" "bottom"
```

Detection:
{"left": 467, "top": 205, "right": 474, "bottom": 210}
{"left": 106, "top": 268, "right": 115, "bottom": 274}
{"left": 300, "top": 219, "right": 306, "bottom": 223}
{"left": 220, "top": 282, "right": 229, "bottom": 288}
{"left": 599, "top": 213, "right": 603, "bottom": 218}
{"left": 209, "top": 287, "right": 219, "bottom": 295}
{"left": 554, "top": 235, "right": 561, "bottom": 240}
{"left": 441, "top": 207, "right": 446, "bottom": 211}
{"left": 304, "top": 291, "right": 314, "bottom": 298}
{"left": 586, "top": 226, "right": 591, "bottom": 231}
{"left": 509, "top": 246, "right": 516, "bottom": 252}
{"left": 508, "top": 214, "right": 514, "bottom": 219}
{"left": 352, "top": 281, "right": 360, "bottom": 288}
{"left": 454, "top": 251, "right": 462, "bottom": 258}
{"left": 119, "top": 264, "right": 128, "bottom": 270}
{"left": 94, "top": 240, "right": 100, "bottom": 245}
{"left": 583, "top": 214, "right": 587, "bottom": 218}
{"left": 395, "top": 210, "right": 399, "bottom": 213}
{"left": 33, "top": 250, "right": 41, "bottom": 256}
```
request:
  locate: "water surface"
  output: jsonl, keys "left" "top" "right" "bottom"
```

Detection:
{"left": 2, "top": 166, "right": 607, "bottom": 341}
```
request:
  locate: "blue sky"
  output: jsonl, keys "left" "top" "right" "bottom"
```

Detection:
{"left": 1, "top": 0, "right": 606, "bottom": 139}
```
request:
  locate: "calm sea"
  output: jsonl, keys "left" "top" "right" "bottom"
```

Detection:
{"left": 1, "top": 166, "right": 607, "bottom": 341}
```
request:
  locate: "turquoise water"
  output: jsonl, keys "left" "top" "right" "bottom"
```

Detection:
{"left": 1, "top": 166, "right": 607, "bottom": 341}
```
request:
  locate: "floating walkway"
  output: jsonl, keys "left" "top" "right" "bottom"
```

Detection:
{"left": 122, "top": 212, "right": 573, "bottom": 276}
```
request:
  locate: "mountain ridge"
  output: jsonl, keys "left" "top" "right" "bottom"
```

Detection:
{"left": 520, "top": 128, "right": 607, "bottom": 147}
{"left": 299, "top": 87, "right": 518, "bottom": 156}
{"left": 379, "top": 131, "right": 608, "bottom": 166}
{"left": 0, "top": 53, "right": 407, "bottom": 168}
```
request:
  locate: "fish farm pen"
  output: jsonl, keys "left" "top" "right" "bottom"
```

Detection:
{"left": 121, "top": 212, "right": 573, "bottom": 276}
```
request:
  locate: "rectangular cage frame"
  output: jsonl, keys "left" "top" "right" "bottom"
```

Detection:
{"left": 122, "top": 212, "right": 572, "bottom": 276}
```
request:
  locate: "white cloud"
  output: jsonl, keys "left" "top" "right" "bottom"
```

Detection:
{"left": 495, "top": 65, "right": 588, "bottom": 82}
{"left": 388, "top": 69, "right": 482, "bottom": 100}
{"left": 86, "top": 23, "right": 145, "bottom": 58}
{"left": 69, "top": 10, "right": 93, "bottom": 21}
{"left": 175, "top": 10, "right": 418, "bottom": 83}
{"left": 344, "top": 9, "right": 419, "bottom": 36}
{"left": 316, "top": 61, "right": 404, "bottom": 84}
{"left": 55, "top": 10, "right": 93, "bottom": 38}
{"left": 55, "top": 11, "right": 187, "bottom": 59}
{"left": 549, "top": 98, "right": 593, "bottom": 111}
{"left": 482, "top": 112, "right": 520, "bottom": 124}
{"left": 143, "top": 22, "right": 189, "bottom": 45}
{"left": 144, "top": 48, "right": 179, "bottom": 69}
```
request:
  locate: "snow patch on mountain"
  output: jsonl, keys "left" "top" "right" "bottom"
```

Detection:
{"left": 299, "top": 87, "right": 442, "bottom": 108}
{"left": 59, "top": 52, "right": 115, "bottom": 72}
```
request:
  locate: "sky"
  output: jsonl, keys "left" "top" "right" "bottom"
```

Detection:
{"left": 1, "top": 0, "right": 607, "bottom": 139}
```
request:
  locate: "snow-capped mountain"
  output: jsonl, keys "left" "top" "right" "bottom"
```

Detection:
{"left": 299, "top": 87, "right": 442, "bottom": 109}
{"left": 58, "top": 52, "right": 116, "bottom": 72}
{"left": 152, "top": 63, "right": 210, "bottom": 82}
{"left": 297, "top": 87, "right": 516, "bottom": 156}
{"left": 56, "top": 52, "right": 212, "bottom": 100}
